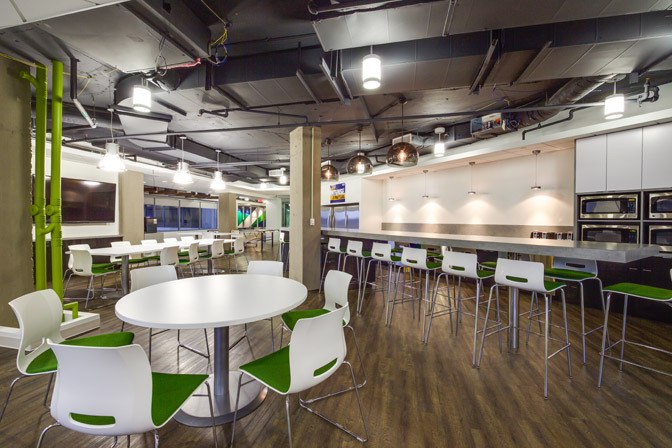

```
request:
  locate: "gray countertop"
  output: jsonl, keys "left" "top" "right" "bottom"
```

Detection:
{"left": 321, "top": 228, "right": 660, "bottom": 263}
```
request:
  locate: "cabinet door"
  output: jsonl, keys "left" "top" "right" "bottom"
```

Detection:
{"left": 575, "top": 135, "right": 607, "bottom": 193}
{"left": 642, "top": 122, "right": 672, "bottom": 190}
{"left": 606, "top": 128, "right": 642, "bottom": 191}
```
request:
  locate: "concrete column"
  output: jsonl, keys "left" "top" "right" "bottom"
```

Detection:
{"left": 118, "top": 170, "right": 144, "bottom": 243}
{"left": 289, "top": 126, "right": 321, "bottom": 290}
{"left": 0, "top": 58, "right": 33, "bottom": 326}
{"left": 218, "top": 193, "right": 237, "bottom": 232}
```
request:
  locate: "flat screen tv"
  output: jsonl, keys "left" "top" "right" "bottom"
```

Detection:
{"left": 35, "top": 177, "right": 116, "bottom": 223}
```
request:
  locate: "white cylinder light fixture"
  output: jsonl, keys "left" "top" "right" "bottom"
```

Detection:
{"left": 98, "top": 142, "right": 127, "bottom": 172}
{"left": 279, "top": 168, "right": 288, "bottom": 185}
{"left": 362, "top": 48, "right": 381, "bottom": 90}
{"left": 604, "top": 80, "right": 624, "bottom": 120}
{"left": 531, "top": 149, "right": 541, "bottom": 190}
{"left": 132, "top": 84, "right": 152, "bottom": 113}
{"left": 210, "top": 150, "right": 226, "bottom": 191}
{"left": 434, "top": 127, "right": 446, "bottom": 157}
{"left": 173, "top": 161, "right": 193, "bottom": 185}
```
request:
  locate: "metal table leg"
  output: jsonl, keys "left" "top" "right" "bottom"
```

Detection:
{"left": 175, "top": 327, "right": 267, "bottom": 426}
{"left": 120, "top": 255, "right": 130, "bottom": 295}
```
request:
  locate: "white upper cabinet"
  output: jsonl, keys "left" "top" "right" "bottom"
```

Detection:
{"left": 575, "top": 135, "right": 607, "bottom": 193}
{"left": 606, "top": 128, "right": 642, "bottom": 192}
{"left": 642, "top": 122, "right": 672, "bottom": 190}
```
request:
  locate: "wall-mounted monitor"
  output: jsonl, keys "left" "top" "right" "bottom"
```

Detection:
{"left": 35, "top": 177, "right": 116, "bottom": 223}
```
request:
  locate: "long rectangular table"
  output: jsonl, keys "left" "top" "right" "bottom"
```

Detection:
{"left": 87, "top": 239, "right": 234, "bottom": 295}
{"left": 322, "top": 228, "right": 662, "bottom": 350}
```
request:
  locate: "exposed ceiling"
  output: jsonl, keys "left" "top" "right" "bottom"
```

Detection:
{"left": 2, "top": 0, "right": 672, "bottom": 191}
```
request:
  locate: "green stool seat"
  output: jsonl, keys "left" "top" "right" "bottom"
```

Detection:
{"left": 150, "top": 372, "right": 209, "bottom": 426}
{"left": 240, "top": 346, "right": 291, "bottom": 394}
{"left": 178, "top": 251, "right": 189, "bottom": 257}
{"left": 26, "top": 332, "right": 135, "bottom": 374}
{"left": 477, "top": 269, "right": 495, "bottom": 278}
{"left": 544, "top": 268, "right": 596, "bottom": 281}
{"left": 427, "top": 251, "right": 441, "bottom": 257}
{"left": 544, "top": 280, "right": 566, "bottom": 292}
{"left": 480, "top": 261, "right": 497, "bottom": 269}
{"left": 390, "top": 255, "right": 401, "bottom": 262}
{"left": 603, "top": 283, "right": 672, "bottom": 301}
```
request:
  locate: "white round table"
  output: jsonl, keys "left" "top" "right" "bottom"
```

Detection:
{"left": 115, "top": 274, "right": 307, "bottom": 426}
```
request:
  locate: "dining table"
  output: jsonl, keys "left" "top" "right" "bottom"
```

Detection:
{"left": 115, "top": 274, "right": 308, "bottom": 426}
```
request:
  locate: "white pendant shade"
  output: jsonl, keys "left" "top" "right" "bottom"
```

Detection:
{"left": 434, "top": 142, "right": 445, "bottom": 157}
{"left": 98, "top": 142, "right": 126, "bottom": 172}
{"left": 604, "top": 93, "right": 624, "bottom": 120}
{"left": 279, "top": 174, "right": 288, "bottom": 185}
{"left": 132, "top": 85, "right": 151, "bottom": 113}
{"left": 362, "top": 54, "right": 381, "bottom": 90}
{"left": 173, "top": 161, "right": 193, "bottom": 185}
{"left": 210, "top": 171, "right": 226, "bottom": 191}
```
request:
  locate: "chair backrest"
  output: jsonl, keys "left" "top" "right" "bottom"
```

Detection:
{"left": 233, "top": 237, "right": 244, "bottom": 255}
{"left": 494, "top": 258, "right": 547, "bottom": 293}
{"left": 247, "top": 260, "right": 283, "bottom": 277}
{"left": 231, "top": 229, "right": 240, "bottom": 236}
{"left": 188, "top": 242, "right": 200, "bottom": 262}
{"left": 327, "top": 238, "right": 341, "bottom": 253}
{"left": 552, "top": 257, "right": 597, "bottom": 275}
{"left": 181, "top": 236, "right": 195, "bottom": 243}
{"left": 48, "top": 342, "right": 155, "bottom": 435}
{"left": 210, "top": 239, "right": 226, "bottom": 258}
{"left": 67, "top": 244, "right": 90, "bottom": 269}
{"left": 287, "top": 306, "right": 348, "bottom": 394}
{"left": 401, "top": 247, "right": 430, "bottom": 270}
{"left": 441, "top": 251, "right": 479, "bottom": 279}
{"left": 164, "top": 237, "right": 178, "bottom": 243}
{"left": 371, "top": 242, "right": 392, "bottom": 261}
{"left": 141, "top": 239, "right": 157, "bottom": 245}
{"left": 131, "top": 265, "right": 177, "bottom": 292}
{"left": 346, "top": 240, "right": 363, "bottom": 257}
{"left": 71, "top": 249, "right": 94, "bottom": 276}
{"left": 280, "top": 232, "right": 287, "bottom": 243}
{"left": 323, "top": 270, "right": 352, "bottom": 325}
{"left": 160, "top": 245, "right": 179, "bottom": 266}
{"left": 110, "top": 241, "right": 142, "bottom": 261}
{"left": 9, "top": 290, "right": 65, "bottom": 374}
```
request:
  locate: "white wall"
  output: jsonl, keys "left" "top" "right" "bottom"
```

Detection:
{"left": 360, "top": 178, "right": 383, "bottom": 231}
{"left": 383, "top": 149, "right": 575, "bottom": 226}
{"left": 33, "top": 141, "right": 120, "bottom": 240}
{"left": 266, "top": 198, "right": 282, "bottom": 229}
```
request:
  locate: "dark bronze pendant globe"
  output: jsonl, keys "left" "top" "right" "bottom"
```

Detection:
{"left": 386, "top": 141, "right": 419, "bottom": 167}
{"left": 320, "top": 162, "right": 340, "bottom": 182}
{"left": 346, "top": 152, "right": 373, "bottom": 175}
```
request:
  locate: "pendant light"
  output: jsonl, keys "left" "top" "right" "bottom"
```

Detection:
{"left": 173, "top": 136, "right": 193, "bottom": 185}
{"left": 132, "top": 80, "right": 151, "bottom": 113}
{"left": 531, "top": 150, "right": 541, "bottom": 190}
{"left": 387, "top": 176, "right": 395, "bottom": 201}
{"left": 387, "top": 97, "right": 419, "bottom": 167}
{"left": 98, "top": 110, "right": 126, "bottom": 172}
{"left": 604, "top": 81, "right": 624, "bottom": 120}
{"left": 422, "top": 170, "right": 430, "bottom": 199}
{"left": 210, "top": 150, "right": 226, "bottom": 191}
{"left": 347, "top": 128, "right": 373, "bottom": 175}
{"left": 321, "top": 138, "right": 340, "bottom": 182}
{"left": 467, "top": 161, "right": 476, "bottom": 195}
{"left": 362, "top": 46, "right": 381, "bottom": 90}
{"left": 434, "top": 127, "right": 446, "bottom": 157}
{"left": 279, "top": 168, "right": 288, "bottom": 185}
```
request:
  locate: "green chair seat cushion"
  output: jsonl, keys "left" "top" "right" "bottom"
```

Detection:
{"left": 178, "top": 251, "right": 189, "bottom": 257}
{"left": 129, "top": 258, "right": 148, "bottom": 264}
{"left": 428, "top": 251, "right": 441, "bottom": 257}
{"left": 544, "top": 268, "right": 596, "bottom": 281}
{"left": 91, "top": 266, "right": 120, "bottom": 275}
{"left": 26, "top": 332, "right": 135, "bottom": 375}
{"left": 480, "top": 261, "right": 497, "bottom": 269}
{"left": 200, "top": 254, "right": 212, "bottom": 259}
{"left": 390, "top": 256, "right": 401, "bottom": 262}
{"left": 281, "top": 308, "right": 331, "bottom": 331}
{"left": 146, "top": 256, "right": 161, "bottom": 261}
{"left": 178, "top": 259, "right": 193, "bottom": 265}
{"left": 198, "top": 250, "right": 208, "bottom": 254}
{"left": 426, "top": 261, "right": 441, "bottom": 270}
{"left": 477, "top": 270, "right": 495, "bottom": 278}
{"left": 544, "top": 280, "right": 565, "bottom": 292}
{"left": 151, "top": 372, "right": 209, "bottom": 426}
{"left": 92, "top": 262, "right": 116, "bottom": 269}
{"left": 604, "top": 283, "right": 672, "bottom": 301}
{"left": 225, "top": 251, "right": 235, "bottom": 255}
{"left": 391, "top": 248, "right": 402, "bottom": 253}
{"left": 240, "top": 346, "right": 291, "bottom": 394}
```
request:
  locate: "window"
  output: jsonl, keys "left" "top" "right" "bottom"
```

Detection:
{"left": 180, "top": 206, "right": 200, "bottom": 230}
{"left": 201, "top": 208, "right": 217, "bottom": 229}
{"left": 155, "top": 205, "right": 179, "bottom": 231}
{"left": 144, "top": 197, "right": 218, "bottom": 231}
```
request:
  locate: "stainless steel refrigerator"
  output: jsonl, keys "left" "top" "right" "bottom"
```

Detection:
{"left": 321, "top": 204, "right": 359, "bottom": 230}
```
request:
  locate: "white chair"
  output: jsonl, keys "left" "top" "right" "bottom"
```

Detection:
{"left": 360, "top": 242, "right": 400, "bottom": 315}
{"left": 426, "top": 251, "right": 501, "bottom": 366}
{"left": 223, "top": 237, "right": 247, "bottom": 272}
{"left": 280, "top": 270, "right": 366, "bottom": 394}
{"left": 37, "top": 342, "right": 217, "bottom": 448}
{"left": 70, "top": 249, "right": 121, "bottom": 310}
{"left": 62, "top": 244, "right": 93, "bottom": 296}
{"left": 478, "top": 258, "right": 572, "bottom": 399}
{"left": 0, "top": 290, "right": 133, "bottom": 425}
{"left": 180, "top": 236, "right": 195, "bottom": 243}
{"left": 319, "top": 238, "right": 346, "bottom": 294}
{"left": 243, "top": 261, "right": 284, "bottom": 352}
{"left": 277, "top": 231, "right": 290, "bottom": 271}
{"left": 164, "top": 237, "right": 178, "bottom": 244}
{"left": 140, "top": 239, "right": 161, "bottom": 264}
{"left": 159, "top": 245, "right": 179, "bottom": 267}
{"left": 110, "top": 241, "right": 148, "bottom": 267}
{"left": 199, "top": 239, "right": 227, "bottom": 274}
{"left": 231, "top": 305, "right": 368, "bottom": 447}
{"left": 126, "top": 265, "right": 210, "bottom": 362}
{"left": 178, "top": 242, "right": 202, "bottom": 277}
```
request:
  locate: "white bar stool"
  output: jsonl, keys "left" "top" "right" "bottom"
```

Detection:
{"left": 319, "top": 238, "right": 346, "bottom": 294}
{"left": 360, "top": 242, "right": 401, "bottom": 315}
{"left": 342, "top": 240, "right": 372, "bottom": 309}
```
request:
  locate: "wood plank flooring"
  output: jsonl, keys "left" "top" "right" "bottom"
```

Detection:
{"left": 1, "top": 243, "right": 672, "bottom": 447}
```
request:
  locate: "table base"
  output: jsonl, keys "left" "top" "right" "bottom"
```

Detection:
{"left": 174, "top": 371, "right": 267, "bottom": 427}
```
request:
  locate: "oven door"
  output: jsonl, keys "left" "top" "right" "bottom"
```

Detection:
{"left": 579, "top": 194, "right": 638, "bottom": 219}
{"left": 650, "top": 225, "right": 672, "bottom": 252}
{"left": 581, "top": 224, "right": 639, "bottom": 244}
{"left": 649, "top": 192, "right": 672, "bottom": 219}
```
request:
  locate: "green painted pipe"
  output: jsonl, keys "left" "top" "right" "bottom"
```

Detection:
{"left": 49, "top": 60, "right": 64, "bottom": 300}
{"left": 20, "top": 66, "right": 48, "bottom": 290}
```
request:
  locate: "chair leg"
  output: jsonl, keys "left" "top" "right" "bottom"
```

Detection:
{"left": 230, "top": 372, "right": 245, "bottom": 447}
{"left": 560, "top": 289, "right": 572, "bottom": 379}
{"left": 153, "top": 429, "right": 159, "bottom": 448}
{"left": 319, "top": 252, "right": 330, "bottom": 294}
{"left": 203, "top": 381, "right": 219, "bottom": 448}
{"left": 36, "top": 422, "right": 62, "bottom": 448}
{"left": 620, "top": 295, "right": 629, "bottom": 372}
{"left": 579, "top": 282, "right": 587, "bottom": 365}
{"left": 270, "top": 317, "right": 275, "bottom": 352}
{"left": 285, "top": 395, "right": 293, "bottom": 448}
{"left": 85, "top": 276, "right": 94, "bottom": 310}
{"left": 43, "top": 373, "right": 54, "bottom": 410}
{"left": 471, "top": 279, "right": 481, "bottom": 365}
{"left": 477, "top": 285, "right": 497, "bottom": 368}
{"left": 597, "top": 293, "right": 613, "bottom": 389}
{"left": 280, "top": 325, "right": 285, "bottom": 349}
{"left": 544, "top": 294, "right": 549, "bottom": 399}
{"left": 0, "top": 374, "right": 27, "bottom": 423}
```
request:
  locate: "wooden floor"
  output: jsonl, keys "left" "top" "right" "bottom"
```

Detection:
{"left": 2, "top": 243, "right": 672, "bottom": 447}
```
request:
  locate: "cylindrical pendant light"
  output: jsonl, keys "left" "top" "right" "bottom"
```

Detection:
{"left": 434, "top": 127, "right": 445, "bottom": 157}
{"left": 422, "top": 170, "right": 429, "bottom": 199}
{"left": 279, "top": 168, "right": 288, "bottom": 185}
{"left": 347, "top": 129, "right": 373, "bottom": 175}
{"left": 467, "top": 161, "right": 476, "bottom": 195}
{"left": 210, "top": 150, "right": 226, "bottom": 191}
{"left": 604, "top": 81, "right": 624, "bottom": 120}
{"left": 321, "top": 138, "right": 340, "bottom": 182}
{"left": 174, "top": 136, "right": 193, "bottom": 185}
{"left": 362, "top": 47, "right": 381, "bottom": 90}
{"left": 387, "top": 176, "right": 395, "bottom": 201}
{"left": 387, "top": 98, "right": 419, "bottom": 167}
{"left": 132, "top": 83, "right": 151, "bottom": 113}
{"left": 531, "top": 150, "right": 541, "bottom": 190}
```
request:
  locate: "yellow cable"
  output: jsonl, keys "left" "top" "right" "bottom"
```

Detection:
{"left": 200, "top": 0, "right": 227, "bottom": 26}
{"left": 77, "top": 78, "right": 91, "bottom": 96}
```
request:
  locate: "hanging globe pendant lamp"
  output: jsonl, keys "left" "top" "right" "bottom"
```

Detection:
{"left": 387, "top": 97, "right": 418, "bottom": 167}
{"left": 321, "top": 138, "right": 340, "bottom": 182}
{"left": 347, "top": 128, "right": 373, "bottom": 175}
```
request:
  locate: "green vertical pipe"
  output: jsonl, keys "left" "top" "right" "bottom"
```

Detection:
{"left": 21, "top": 66, "right": 48, "bottom": 290}
{"left": 49, "top": 60, "right": 64, "bottom": 300}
